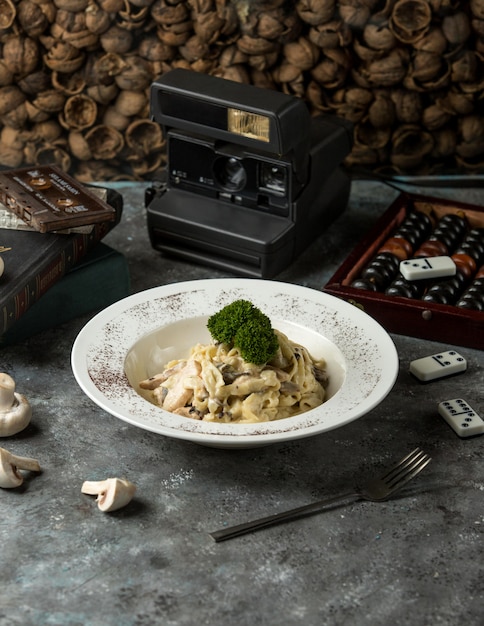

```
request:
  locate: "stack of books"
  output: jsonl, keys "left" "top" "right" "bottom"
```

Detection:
{"left": 0, "top": 165, "right": 130, "bottom": 346}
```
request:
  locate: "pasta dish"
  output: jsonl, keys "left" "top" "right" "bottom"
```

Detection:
{"left": 139, "top": 330, "right": 328, "bottom": 423}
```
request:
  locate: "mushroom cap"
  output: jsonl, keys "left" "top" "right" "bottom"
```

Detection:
{"left": 0, "top": 393, "right": 32, "bottom": 437}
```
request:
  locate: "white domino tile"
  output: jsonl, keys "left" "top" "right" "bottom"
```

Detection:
{"left": 409, "top": 350, "right": 467, "bottom": 382}
{"left": 400, "top": 256, "right": 456, "bottom": 281}
{"left": 438, "top": 399, "right": 484, "bottom": 437}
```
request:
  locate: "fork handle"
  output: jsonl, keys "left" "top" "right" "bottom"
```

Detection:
{"left": 210, "top": 491, "right": 359, "bottom": 542}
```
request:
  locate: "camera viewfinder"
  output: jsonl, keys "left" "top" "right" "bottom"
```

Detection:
{"left": 259, "top": 164, "right": 287, "bottom": 196}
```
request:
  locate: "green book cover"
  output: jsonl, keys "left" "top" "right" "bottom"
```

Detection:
{"left": 0, "top": 243, "right": 130, "bottom": 346}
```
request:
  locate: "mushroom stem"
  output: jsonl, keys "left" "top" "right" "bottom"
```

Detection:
{"left": 81, "top": 477, "right": 136, "bottom": 512}
{"left": 0, "top": 447, "right": 41, "bottom": 488}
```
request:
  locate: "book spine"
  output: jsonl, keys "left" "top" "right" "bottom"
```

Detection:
{"left": 0, "top": 221, "right": 113, "bottom": 335}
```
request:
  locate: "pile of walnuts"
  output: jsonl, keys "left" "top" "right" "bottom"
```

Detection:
{"left": 1, "top": 0, "right": 484, "bottom": 181}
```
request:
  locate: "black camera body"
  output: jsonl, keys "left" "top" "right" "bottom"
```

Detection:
{"left": 146, "top": 69, "right": 353, "bottom": 278}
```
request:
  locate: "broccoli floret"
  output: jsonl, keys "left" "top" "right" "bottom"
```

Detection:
{"left": 235, "top": 318, "right": 279, "bottom": 365}
{"left": 207, "top": 299, "right": 256, "bottom": 344}
{"left": 207, "top": 299, "right": 279, "bottom": 365}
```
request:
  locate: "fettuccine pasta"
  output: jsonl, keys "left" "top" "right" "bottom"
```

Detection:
{"left": 139, "top": 330, "right": 328, "bottom": 423}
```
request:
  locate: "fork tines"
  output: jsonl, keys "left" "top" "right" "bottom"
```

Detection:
{"left": 383, "top": 447, "right": 431, "bottom": 489}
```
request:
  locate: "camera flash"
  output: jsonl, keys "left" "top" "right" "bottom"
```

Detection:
{"left": 228, "top": 108, "right": 270, "bottom": 142}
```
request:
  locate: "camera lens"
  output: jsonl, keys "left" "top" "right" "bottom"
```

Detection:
{"left": 213, "top": 156, "right": 247, "bottom": 192}
{"left": 259, "top": 164, "right": 287, "bottom": 195}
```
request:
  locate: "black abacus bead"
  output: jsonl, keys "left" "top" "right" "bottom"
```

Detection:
{"left": 456, "top": 294, "right": 484, "bottom": 311}
{"left": 398, "top": 214, "right": 431, "bottom": 243}
{"left": 465, "top": 228, "right": 484, "bottom": 243}
{"left": 429, "top": 228, "right": 461, "bottom": 252}
{"left": 425, "top": 283, "right": 459, "bottom": 303}
{"left": 361, "top": 265, "right": 394, "bottom": 290}
{"left": 464, "top": 289, "right": 484, "bottom": 306}
{"left": 372, "top": 252, "right": 401, "bottom": 272}
{"left": 456, "top": 241, "right": 484, "bottom": 265}
{"left": 405, "top": 211, "right": 433, "bottom": 234}
{"left": 385, "top": 284, "right": 416, "bottom": 299}
{"left": 393, "top": 226, "right": 421, "bottom": 249}
{"left": 386, "top": 277, "right": 423, "bottom": 299}
{"left": 422, "top": 291, "right": 454, "bottom": 305}
{"left": 463, "top": 282, "right": 484, "bottom": 300}
{"left": 351, "top": 278, "right": 379, "bottom": 291}
{"left": 438, "top": 213, "right": 467, "bottom": 233}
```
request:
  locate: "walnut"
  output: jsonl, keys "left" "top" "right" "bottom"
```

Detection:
{"left": 0, "top": 0, "right": 16, "bottom": 30}
{"left": 68, "top": 130, "right": 92, "bottom": 159}
{"left": 296, "top": 0, "right": 335, "bottom": 26}
{"left": 114, "top": 56, "right": 153, "bottom": 90}
{"left": 84, "top": 124, "right": 124, "bottom": 159}
{"left": 53, "top": 0, "right": 89, "bottom": 9}
{"left": 390, "top": 0, "right": 432, "bottom": 43}
{"left": 422, "top": 104, "right": 452, "bottom": 131}
{"left": 180, "top": 35, "right": 210, "bottom": 62}
{"left": 32, "top": 89, "right": 66, "bottom": 112}
{"left": 339, "top": 0, "right": 372, "bottom": 29}
{"left": 431, "top": 128, "right": 457, "bottom": 158}
{"left": 102, "top": 106, "right": 130, "bottom": 131}
{"left": 363, "top": 19, "right": 396, "bottom": 51}
{"left": 364, "top": 48, "right": 409, "bottom": 86}
{"left": 237, "top": 34, "right": 279, "bottom": 55}
{"left": 60, "top": 93, "right": 97, "bottom": 130}
{"left": 311, "top": 48, "right": 351, "bottom": 89}
{"left": 368, "top": 91, "right": 395, "bottom": 127}
{"left": 442, "top": 11, "right": 471, "bottom": 45}
{"left": 17, "top": 0, "right": 51, "bottom": 37}
{"left": 283, "top": 36, "right": 319, "bottom": 70}
{"left": 125, "top": 119, "right": 164, "bottom": 155}
{"left": 151, "top": 0, "right": 189, "bottom": 25}
{"left": 470, "top": 0, "right": 484, "bottom": 19}
{"left": 43, "top": 41, "right": 85, "bottom": 73}
{"left": 391, "top": 89, "right": 422, "bottom": 123}
{"left": 390, "top": 124, "right": 434, "bottom": 169}
{"left": 156, "top": 21, "right": 193, "bottom": 46}
{"left": 51, "top": 69, "right": 86, "bottom": 95}
{"left": 138, "top": 36, "right": 175, "bottom": 62}
{"left": 35, "top": 142, "right": 71, "bottom": 171}
{"left": 100, "top": 25, "right": 134, "bottom": 54}
{"left": 114, "top": 89, "right": 148, "bottom": 116}
{"left": 309, "top": 19, "right": 352, "bottom": 48}
{"left": 450, "top": 50, "right": 477, "bottom": 83}
{"left": 85, "top": 2, "right": 112, "bottom": 34}
{"left": 193, "top": 10, "right": 226, "bottom": 43}
{"left": 3, "top": 36, "right": 40, "bottom": 78}
{"left": 0, "top": 86, "right": 26, "bottom": 116}
{"left": 0, "top": 61, "right": 13, "bottom": 87}
{"left": 97, "top": 0, "right": 123, "bottom": 10}
{"left": 456, "top": 115, "right": 484, "bottom": 158}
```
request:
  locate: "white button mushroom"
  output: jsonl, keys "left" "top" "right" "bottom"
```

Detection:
{"left": 0, "top": 255, "right": 4, "bottom": 278}
{"left": 0, "top": 447, "right": 41, "bottom": 488}
{"left": 0, "top": 373, "right": 32, "bottom": 437}
{"left": 81, "top": 478, "right": 136, "bottom": 512}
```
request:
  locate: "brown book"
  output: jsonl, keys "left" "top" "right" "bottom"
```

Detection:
{"left": 0, "top": 186, "right": 122, "bottom": 335}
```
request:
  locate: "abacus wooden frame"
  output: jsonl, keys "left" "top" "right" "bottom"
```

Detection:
{"left": 324, "top": 192, "right": 484, "bottom": 351}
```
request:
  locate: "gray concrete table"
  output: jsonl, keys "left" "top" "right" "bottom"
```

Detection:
{"left": 1, "top": 180, "right": 482, "bottom": 626}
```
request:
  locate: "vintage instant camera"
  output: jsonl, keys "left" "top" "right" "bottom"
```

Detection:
{"left": 146, "top": 69, "right": 353, "bottom": 278}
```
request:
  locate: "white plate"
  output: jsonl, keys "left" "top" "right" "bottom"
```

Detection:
{"left": 71, "top": 279, "right": 398, "bottom": 448}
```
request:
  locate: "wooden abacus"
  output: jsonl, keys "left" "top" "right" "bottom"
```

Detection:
{"left": 325, "top": 193, "right": 484, "bottom": 350}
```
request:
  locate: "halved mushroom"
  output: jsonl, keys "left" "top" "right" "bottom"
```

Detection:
{"left": 0, "top": 447, "right": 41, "bottom": 488}
{"left": 81, "top": 477, "right": 136, "bottom": 512}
